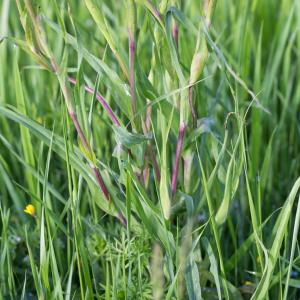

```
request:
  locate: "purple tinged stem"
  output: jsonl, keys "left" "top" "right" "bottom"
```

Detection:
{"left": 147, "top": 0, "right": 162, "bottom": 21}
{"left": 91, "top": 165, "right": 110, "bottom": 200}
{"left": 171, "top": 122, "right": 186, "bottom": 197}
{"left": 117, "top": 212, "right": 128, "bottom": 227}
{"left": 91, "top": 152, "right": 127, "bottom": 226}
{"left": 69, "top": 108, "right": 111, "bottom": 205}
{"left": 69, "top": 110, "right": 111, "bottom": 206}
{"left": 17, "top": 2, "right": 127, "bottom": 226}
{"left": 69, "top": 110, "right": 90, "bottom": 150}
{"left": 142, "top": 157, "right": 149, "bottom": 185}
{"left": 149, "top": 146, "right": 161, "bottom": 182}
{"left": 145, "top": 100, "right": 151, "bottom": 131}
{"left": 92, "top": 166, "right": 127, "bottom": 226}
{"left": 172, "top": 22, "right": 179, "bottom": 49}
{"left": 68, "top": 77, "right": 121, "bottom": 126}
{"left": 68, "top": 79, "right": 127, "bottom": 226}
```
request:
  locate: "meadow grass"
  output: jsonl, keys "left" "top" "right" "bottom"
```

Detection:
{"left": 0, "top": 0, "right": 300, "bottom": 299}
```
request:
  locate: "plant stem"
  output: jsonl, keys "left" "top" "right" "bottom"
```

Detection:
{"left": 149, "top": 145, "right": 161, "bottom": 183}
{"left": 68, "top": 90, "right": 126, "bottom": 225}
{"left": 69, "top": 110, "right": 90, "bottom": 150}
{"left": 55, "top": 68, "right": 127, "bottom": 225}
{"left": 142, "top": 101, "right": 161, "bottom": 183}
{"left": 129, "top": 38, "right": 137, "bottom": 116}
{"left": 127, "top": 0, "right": 137, "bottom": 125}
{"left": 68, "top": 77, "right": 121, "bottom": 126}
{"left": 171, "top": 122, "right": 186, "bottom": 197}
{"left": 172, "top": 21, "right": 179, "bottom": 49}
{"left": 91, "top": 165, "right": 110, "bottom": 200}
{"left": 147, "top": 0, "right": 162, "bottom": 21}
{"left": 188, "top": 85, "right": 198, "bottom": 128}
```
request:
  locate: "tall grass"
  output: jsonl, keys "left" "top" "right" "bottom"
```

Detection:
{"left": 0, "top": 0, "right": 300, "bottom": 299}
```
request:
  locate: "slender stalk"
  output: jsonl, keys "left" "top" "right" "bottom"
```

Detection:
{"left": 69, "top": 110, "right": 90, "bottom": 150}
{"left": 171, "top": 122, "right": 186, "bottom": 197}
{"left": 197, "top": 145, "right": 230, "bottom": 299}
{"left": 142, "top": 156, "right": 149, "bottom": 186}
{"left": 172, "top": 0, "right": 217, "bottom": 197}
{"left": 283, "top": 195, "right": 300, "bottom": 300}
{"left": 129, "top": 39, "right": 136, "bottom": 116}
{"left": 147, "top": 0, "right": 163, "bottom": 21}
{"left": 188, "top": 0, "right": 216, "bottom": 128}
{"left": 142, "top": 101, "right": 161, "bottom": 183}
{"left": 142, "top": 102, "right": 151, "bottom": 185}
{"left": 128, "top": 0, "right": 161, "bottom": 184}
{"left": 68, "top": 77, "right": 120, "bottom": 126}
{"left": 127, "top": 0, "right": 137, "bottom": 121}
{"left": 16, "top": 1, "right": 127, "bottom": 226}
{"left": 61, "top": 75, "right": 127, "bottom": 226}
{"left": 149, "top": 146, "right": 161, "bottom": 182}
{"left": 142, "top": 144, "right": 161, "bottom": 186}
{"left": 68, "top": 78, "right": 133, "bottom": 181}
{"left": 91, "top": 165, "right": 110, "bottom": 200}
{"left": 84, "top": 0, "right": 129, "bottom": 80}
{"left": 188, "top": 85, "right": 198, "bottom": 128}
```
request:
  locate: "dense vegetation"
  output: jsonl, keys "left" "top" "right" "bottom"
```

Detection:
{"left": 0, "top": 0, "right": 300, "bottom": 299}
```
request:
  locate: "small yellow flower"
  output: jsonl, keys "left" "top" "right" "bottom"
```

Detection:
{"left": 24, "top": 204, "right": 35, "bottom": 216}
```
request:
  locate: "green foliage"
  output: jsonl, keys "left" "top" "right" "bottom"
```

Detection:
{"left": 1, "top": 0, "right": 300, "bottom": 299}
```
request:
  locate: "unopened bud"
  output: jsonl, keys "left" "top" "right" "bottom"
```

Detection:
{"left": 189, "top": 41, "right": 208, "bottom": 85}
{"left": 203, "top": 0, "right": 216, "bottom": 28}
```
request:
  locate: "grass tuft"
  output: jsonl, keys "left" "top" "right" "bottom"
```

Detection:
{"left": 0, "top": 0, "right": 300, "bottom": 299}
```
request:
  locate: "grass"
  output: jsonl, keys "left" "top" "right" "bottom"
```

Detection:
{"left": 0, "top": 0, "right": 300, "bottom": 299}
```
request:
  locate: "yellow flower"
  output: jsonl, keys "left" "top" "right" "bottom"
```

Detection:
{"left": 24, "top": 204, "right": 35, "bottom": 216}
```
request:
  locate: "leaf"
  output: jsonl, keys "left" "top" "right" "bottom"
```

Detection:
{"left": 283, "top": 195, "right": 300, "bottom": 299}
{"left": 260, "top": 129, "right": 276, "bottom": 193}
{"left": 44, "top": 17, "right": 132, "bottom": 118}
{"left": 84, "top": 0, "right": 129, "bottom": 78}
{"left": 77, "top": 138, "right": 96, "bottom": 164}
{"left": 159, "top": 108, "right": 173, "bottom": 220}
{"left": 203, "top": 237, "right": 222, "bottom": 300}
{"left": 215, "top": 124, "right": 243, "bottom": 225}
{"left": 183, "top": 117, "right": 214, "bottom": 149}
{"left": 113, "top": 125, "right": 152, "bottom": 148}
{"left": 251, "top": 177, "right": 300, "bottom": 299}
{"left": 0, "top": 106, "right": 122, "bottom": 217}
{"left": 185, "top": 251, "right": 202, "bottom": 300}
{"left": 13, "top": 49, "right": 36, "bottom": 195}
{"left": 126, "top": 168, "right": 175, "bottom": 257}
{"left": 6, "top": 37, "right": 51, "bottom": 70}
